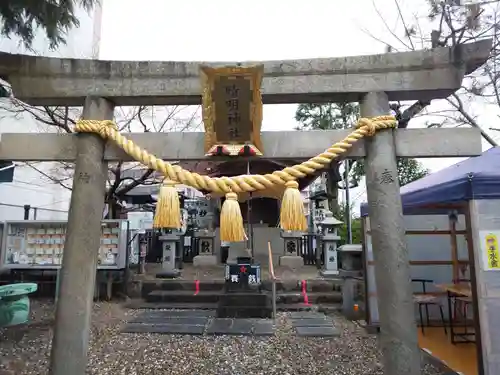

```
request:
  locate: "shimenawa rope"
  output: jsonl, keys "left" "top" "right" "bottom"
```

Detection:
{"left": 75, "top": 116, "right": 396, "bottom": 194}
{"left": 74, "top": 115, "right": 397, "bottom": 240}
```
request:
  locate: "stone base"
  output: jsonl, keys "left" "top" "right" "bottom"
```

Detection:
{"left": 217, "top": 292, "right": 271, "bottom": 319}
{"left": 227, "top": 242, "right": 252, "bottom": 264}
{"left": 193, "top": 255, "right": 218, "bottom": 267}
{"left": 339, "top": 269, "right": 362, "bottom": 278}
{"left": 155, "top": 270, "right": 180, "bottom": 279}
{"left": 279, "top": 255, "right": 304, "bottom": 269}
{"left": 343, "top": 309, "right": 364, "bottom": 321}
{"left": 320, "top": 269, "right": 340, "bottom": 277}
{"left": 364, "top": 324, "right": 381, "bottom": 334}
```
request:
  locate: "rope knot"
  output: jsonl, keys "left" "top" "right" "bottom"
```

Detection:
{"left": 75, "top": 119, "right": 117, "bottom": 138}
{"left": 96, "top": 120, "right": 118, "bottom": 138}
{"left": 226, "top": 192, "right": 238, "bottom": 201}
{"left": 356, "top": 118, "right": 377, "bottom": 136}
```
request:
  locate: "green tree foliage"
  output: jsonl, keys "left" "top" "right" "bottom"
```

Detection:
{"left": 349, "top": 158, "right": 429, "bottom": 187}
{"left": 295, "top": 102, "right": 430, "bottom": 215}
{"left": 295, "top": 102, "right": 359, "bottom": 131}
{"left": 295, "top": 102, "right": 359, "bottom": 216}
{"left": 0, "top": 0, "right": 98, "bottom": 50}
{"left": 337, "top": 203, "right": 362, "bottom": 246}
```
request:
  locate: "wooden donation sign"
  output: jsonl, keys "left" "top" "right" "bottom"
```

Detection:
{"left": 200, "top": 65, "right": 264, "bottom": 156}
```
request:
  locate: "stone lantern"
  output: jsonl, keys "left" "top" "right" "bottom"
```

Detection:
{"left": 156, "top": 230, "right": 181, "bottom": 278}
{"left": 320, "top": 212, "right": 342, "bottom": 276}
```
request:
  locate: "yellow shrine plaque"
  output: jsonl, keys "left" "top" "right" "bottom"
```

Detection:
{"left": 200, "top": 65, "right": 264, "bottom": 156}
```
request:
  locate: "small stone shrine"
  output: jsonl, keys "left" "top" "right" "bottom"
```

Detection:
{"left": 192, "top": 229, "right": 217, "bottom": 267}
{"left": 280, "top": 231, "right": 305, "bottom": 269}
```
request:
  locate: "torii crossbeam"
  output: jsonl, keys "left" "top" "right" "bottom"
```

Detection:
{"left": 0, "top": 128, "right": 482, "bottom": 162}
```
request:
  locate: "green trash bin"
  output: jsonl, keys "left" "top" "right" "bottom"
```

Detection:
{"left": 0, "top": 283, "right": 38, "bottom": 327}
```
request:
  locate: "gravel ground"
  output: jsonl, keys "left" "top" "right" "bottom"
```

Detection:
{"left": 0, "top": 299, "right": 445, "bottom": 375}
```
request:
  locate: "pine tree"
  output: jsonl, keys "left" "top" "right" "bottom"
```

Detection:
{"left": 0, "top": 0, "right": 98, "bottom": 50}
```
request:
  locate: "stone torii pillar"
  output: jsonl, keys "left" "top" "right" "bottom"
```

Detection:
{"left": 49, "top": 97, "right": 113, "bottom": 375}
{"left": 362, "top": 92, "right": 420, "bottom": 375}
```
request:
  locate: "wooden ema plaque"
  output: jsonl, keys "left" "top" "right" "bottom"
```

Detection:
{"left": 200, "top": 65, "right": 264, "bottom": 156}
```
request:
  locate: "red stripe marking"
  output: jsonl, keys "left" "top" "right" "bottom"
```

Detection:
{"left": 194, "top": 280, "right": 200, "bottom": 296}
{"left": 301, "top": 279, "right": 311, "bottom": 306}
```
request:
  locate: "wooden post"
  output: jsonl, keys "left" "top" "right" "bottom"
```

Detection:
{"left": 361, "top": 92, "right": 421, "bottom": 375}
{"left": 54, "top": 269, "right": 60, "bottom": 305}
{"left": 449, "top": 216, "right": 460, "bottom": 282}
{"left": 49, "top": 97, "right": 113, "bottom": 375}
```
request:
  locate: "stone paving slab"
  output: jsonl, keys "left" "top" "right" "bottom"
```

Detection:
{"left": 253, "top": 320, "right": 275, "bottom": 336}
{"left": 129, "top": 316, "right": 209, "bottom": 325}
{"left": 289, "top": 312, "right": 327, "bottom": 320}
{"left": 290, "top": 318, "right": 332, "bottom": 327}
{"left": 125, "top": 310, "right": 349, "bottom": 337}
{"left": 134, "top": 310, "right": 216, "bottom": 318}
{"left": 122, "top": 323, "right": 205, "bottom": 335}
{"left": 295, "top": 326, "right": 340, "bottom": 337}
{"left": 206, "top": 318, "right": 254, "bottom": 336}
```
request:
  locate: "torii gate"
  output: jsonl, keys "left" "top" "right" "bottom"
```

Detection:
{"left": 0, "top": 39, "right": 491, "bottom": 375}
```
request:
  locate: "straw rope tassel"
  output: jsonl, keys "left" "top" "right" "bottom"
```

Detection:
{"left": 153, "top": 180, "right": 181, "bottom": 229}
{"left": 220, "top": 192, "right": 246, "bottom": 242}
{"left": 280, "top": 180, "right": 307, "bottom": 231}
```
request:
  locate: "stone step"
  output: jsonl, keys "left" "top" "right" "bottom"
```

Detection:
{"left": 141, "top": 280, "right": 224, "bottom": 297}
{"left": 218, "top": 292, "right": 269, "bottom": 306}
{"left": 217, "top": 292, "right": 271, "bottom": 319}
{"left": 139, "top": 279, "right": 342, "bottom": 298}
{"left": 145, "top": 289, "right": 342, "bottom": 304}
{"left": 260, "top": 279, "right": 343, "bottom": 293}
{"left": 146, "top": 290, "right": 223, "bottom": 303}
{"left": 125, "top": 300, "right": 219, "bottom": 310}
{"left": 276, "top": 292, "right": 342, "bottom": 304}
{"left": 282, "top": 303, "right": 342, "bottom": 312}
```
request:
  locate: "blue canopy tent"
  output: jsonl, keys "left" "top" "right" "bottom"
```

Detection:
{"left": 360, "top": 147, "right": 500, "bottom": 216}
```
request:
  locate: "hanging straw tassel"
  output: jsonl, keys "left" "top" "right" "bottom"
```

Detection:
{"left": 220, "top": 192, "right": 246, "bottom": 242}
{"left": 280, "top": 180, "right": 307, "bottom": 231}
{"left": 153, "top": 180, "right": 181, "bottom": 229}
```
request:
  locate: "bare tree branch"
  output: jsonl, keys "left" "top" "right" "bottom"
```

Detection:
{"left": 366, "top": 0, "right": 500, "bottom": 146}
{"left": 447, "top": 92, "right": 498, "bottom": 146}
{"left": 1, "top": 99, "right": 202, "bottom": 216}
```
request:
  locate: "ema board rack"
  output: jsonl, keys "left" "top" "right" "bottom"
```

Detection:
{"left": 0, "top": 220, "right": 128, "bottom": 270}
